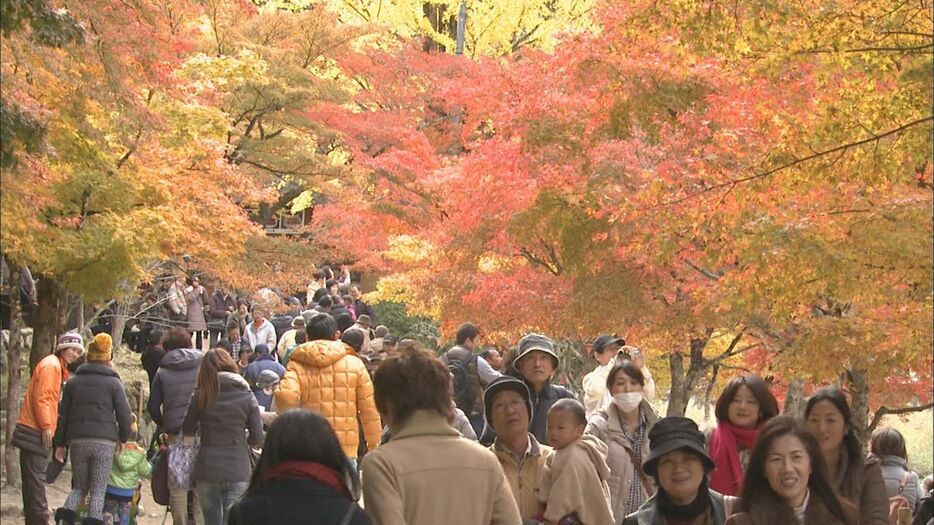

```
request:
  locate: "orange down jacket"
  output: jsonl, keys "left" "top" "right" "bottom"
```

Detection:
{"left": 274, "top": 339, "right": 381, "bottom": 458}
{"left": 17, "top": 354, "right": 69, "bottom": 432}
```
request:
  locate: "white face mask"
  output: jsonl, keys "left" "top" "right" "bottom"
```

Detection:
{"left": 613, "top": 392, "right": 642, "bottom": 412}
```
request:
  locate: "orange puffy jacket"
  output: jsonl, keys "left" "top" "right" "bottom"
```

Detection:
{"left": 17, "top": 354, "right": 69, "bottom": 432}
{"left": 274, "top": 340, "right": 381, "bottom": 458}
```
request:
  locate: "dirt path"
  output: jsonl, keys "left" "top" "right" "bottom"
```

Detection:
{"left": 1, "top": 464, "right": 168, "bottom": 525}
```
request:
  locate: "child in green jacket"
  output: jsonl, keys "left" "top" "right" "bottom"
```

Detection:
{"left": 103, "top": 415, "right": 152, "bottom": 525}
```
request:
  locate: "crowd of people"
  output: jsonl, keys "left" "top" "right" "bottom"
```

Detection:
{"left": 9, "top": 267, "right": 934, "bottom": 525}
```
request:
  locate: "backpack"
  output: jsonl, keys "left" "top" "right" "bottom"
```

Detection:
{"left": 889, "top": 471, "right": 913, "bottom": 524}
{"left": 914, "top": 492, "right": 933, "bottom": 525}
{"left": 448, "top": 353, "right": 479, "bottom": 415}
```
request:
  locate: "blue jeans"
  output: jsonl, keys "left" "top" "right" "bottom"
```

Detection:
{"left": 195, "top": 481, "right": 248, "bottom": 525}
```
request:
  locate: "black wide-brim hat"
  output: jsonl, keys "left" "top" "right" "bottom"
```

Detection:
{"left": 642, "top": 416, "right": 715, "bottom": 477}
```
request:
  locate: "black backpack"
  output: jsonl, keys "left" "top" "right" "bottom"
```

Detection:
{"left": 449, "top": 354, "right": 479, "bottom": 415}
{"left": 914, "top": 492, "right": 933, "bottom": 525}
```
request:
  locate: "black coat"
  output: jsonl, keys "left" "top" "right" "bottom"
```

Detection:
{"left": 140, "top": 347, "right": 165, "bottom": 385}
{"left": 353, "top": 299, "right": 377, "bottom": 324}
{"left": 270, "top": 314, "right": 296, "bottom": 342}
{"left": 528, "top": 381, "right": 576, "bottom": 446}
{"left": 623, "top": 490, "right": 733, "bottom": 525}
{"left": 147, "top": 348, "right": 203, "bottom": 434}
{"left": 53, "top": 363, "right": 132, "bottom": 446}
{"left": 228, "top": 477, "right": 371, "bottom": 525}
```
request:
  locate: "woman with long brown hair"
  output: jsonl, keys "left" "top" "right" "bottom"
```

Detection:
{"left": 181, "top": 348, "right": 264, "bottom": 525}
{"left": 805, "top": 387, "right": 889, "bottom": 525}
{"left": 726, "top": 416, "right": 857, "bottom": 525}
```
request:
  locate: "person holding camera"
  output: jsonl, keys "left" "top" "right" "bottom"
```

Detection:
{"left": 583, "top": 336, "right": 657, "bottom": 417}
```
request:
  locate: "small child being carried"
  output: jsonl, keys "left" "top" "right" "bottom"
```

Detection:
{"left": 537, "top": 399, "right": 615, "bottom": 525}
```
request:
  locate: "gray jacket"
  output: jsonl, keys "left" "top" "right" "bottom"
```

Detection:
{"left": 148, "top": 349, "right": 203, "bottom": 434}
{"left": 879, "top": 455, "right": 923, "bottom": 510}
{"left": 623, "top": 490, "right": 734, "bottom": 525}
{"left": 53, "top": 363, "right": 132, "bottom": 446}
{"left": 182, "top": 372, "right": 263, "bottom": 483}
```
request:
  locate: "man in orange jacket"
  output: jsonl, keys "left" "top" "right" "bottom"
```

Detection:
{"left": 12, "top": 331, "right": 84, "bottom": 525}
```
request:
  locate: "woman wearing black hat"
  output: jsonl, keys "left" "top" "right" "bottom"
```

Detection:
{"left": 624, "top": 416, "right": 736, "bottom": 525}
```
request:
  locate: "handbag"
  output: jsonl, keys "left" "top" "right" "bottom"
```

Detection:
{"left": 623, "top": 446, "right": 656, "bottom": 497}
{"left": 150, "top": 449, "right": 170, "bottom": 506}
{"left": 168, "top": 437, "right": 200, "bottom": 491}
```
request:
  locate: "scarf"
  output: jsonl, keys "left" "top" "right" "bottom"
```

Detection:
{"left": 265, "top": 461, "right": 351, "bottom": 500}
{"left": 708, "top": 421, "right": 762, "bottom": 495}
{"left": 657, "top": 480, "right": 713, "bottom": 521}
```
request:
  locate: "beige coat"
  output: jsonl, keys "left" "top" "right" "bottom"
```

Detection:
{"left": 491, "top": 435, "right": 552, "bottom": 520}
{"left": 539, "top": 434, "right": 615, "bottom": 525}
{"left": 585, "top": 400, "right": 659, "bottom": 522}
{"left": 276, "top": 328, "right": 298, "bottom": 360}
{"left": 362, "top": 410, "right": 521, "bottom": 525}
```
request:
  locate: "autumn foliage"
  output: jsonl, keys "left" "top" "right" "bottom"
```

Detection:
{"left": 1, "top": 0, "right": 930, "bottom": 419}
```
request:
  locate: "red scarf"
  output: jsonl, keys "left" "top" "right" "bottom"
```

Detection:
{"left": 709, "top": 421, "right": 762, "bottom": 495}
{"left": 265, "top": 461, "right": 351, "bottom": 500}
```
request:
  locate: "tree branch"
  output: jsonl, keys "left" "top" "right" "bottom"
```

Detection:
{"left": 683, "top": 258, "right": 721, "bottom": 281}
{"left": 797, "top": 44, "right": 933, "bottom": 54}
{"left": 868, "top": 403, "right": 934, "bottom": 431}
{"left": 658, "top": 116, "right": 934, "bottom": 208}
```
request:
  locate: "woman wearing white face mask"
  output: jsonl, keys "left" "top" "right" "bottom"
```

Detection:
{"left": 585, "top": 360, "right": 659, "bottom": 523}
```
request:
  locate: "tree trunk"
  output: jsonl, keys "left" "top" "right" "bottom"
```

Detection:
{"left": 703, "top": 363, "right": 721, "bottom": 422}
{"left": 667, "top": 328, "right": 714, "bottom": 416}
{"left": 65, "top": 292, "right": 83, "bottom": 330}
{"left": 29, "top": 276, "right": 64, "bottom": 370}
{"left": 668, "top": 349, "right": 688, "bottom": 416}
{"left": 111, "top": 302, "right": 129, "bottom": 352}
{"left": 846, "top": 367, "right": 871, "bottom": 444}
{"left": 3, "top": 262, "right": 26, "bottom": 487}
{"left": 784, "top": 377, "right": 806, "bottom": 419}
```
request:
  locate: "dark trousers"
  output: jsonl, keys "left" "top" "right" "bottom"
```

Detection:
{"left": 19, "top": 446, "right": 49, "bottom": 525}
{"left": 208, "top": 326, "right": 225, "bottom": 348}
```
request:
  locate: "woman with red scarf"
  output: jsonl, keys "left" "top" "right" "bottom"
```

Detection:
{"left": 707, "top": 374, "right": 779, "bottom": 496}
{"left": 228, "top": 409, "right": 371, "bottom": 525}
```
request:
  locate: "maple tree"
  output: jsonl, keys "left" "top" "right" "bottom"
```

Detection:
{"left": 0, "top": 0, "right": 268, "bottom": 365}
{"left": 0, "top": 0, "right": 929, "bottom": 444}
{"left": 318, "top": 0, "right": 596, "bottom": 56}
{"left": 309, "top": 0, "right": 932, "bottom": 434}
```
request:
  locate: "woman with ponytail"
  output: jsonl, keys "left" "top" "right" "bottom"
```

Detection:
{"left": 708, "top": 374, "right": 779, "bottom": 496}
